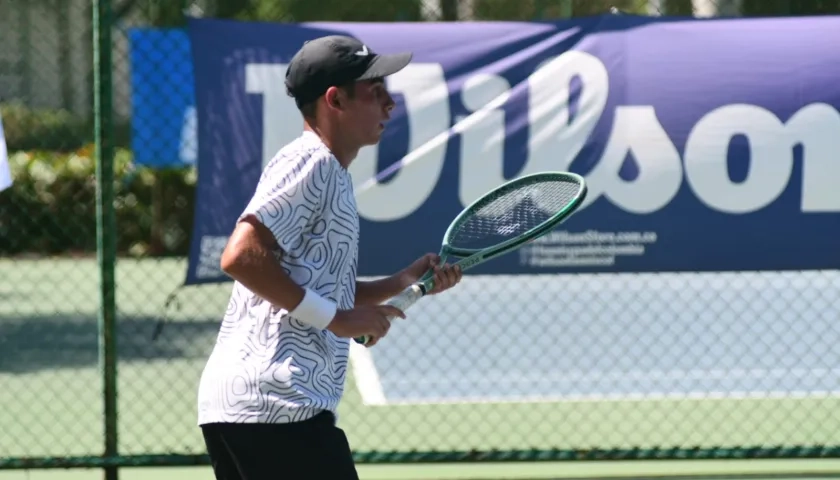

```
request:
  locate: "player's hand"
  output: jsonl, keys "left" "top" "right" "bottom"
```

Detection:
{"left": 402, "top": 253, "right": 463, "bottom": 295}
{"left": 326, "top": 305, "right": 405, "bottom": 341}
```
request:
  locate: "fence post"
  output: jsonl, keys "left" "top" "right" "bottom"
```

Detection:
{"left": 93, "top": 0, "right": 118, "bottom": 479}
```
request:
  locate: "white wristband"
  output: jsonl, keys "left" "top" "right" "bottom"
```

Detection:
{"left": 289, "top": 288, "right": 337, "bottom": 330}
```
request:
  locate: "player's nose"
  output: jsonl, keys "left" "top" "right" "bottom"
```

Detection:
{"left": 383, "top": 91, "right": 396, "bottom": 112}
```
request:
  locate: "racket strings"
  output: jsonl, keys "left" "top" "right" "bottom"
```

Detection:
{"left": 448, "top": 180, "right": 581, "bottom": 250}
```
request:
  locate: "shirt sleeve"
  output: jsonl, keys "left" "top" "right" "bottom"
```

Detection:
{"left": 240, "top": 151, "right": 333, "bottom": 254}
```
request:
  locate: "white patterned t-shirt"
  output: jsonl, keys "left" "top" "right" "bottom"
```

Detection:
{"left": 197, "top": 130, "right": 359, "bottom": 425}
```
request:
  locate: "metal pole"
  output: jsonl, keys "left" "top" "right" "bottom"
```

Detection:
{"left": 93, "top": 0, "right": 118, "bottom": 479}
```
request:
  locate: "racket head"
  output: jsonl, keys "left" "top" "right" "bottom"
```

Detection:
{"left": 441, "top": 171, "right": 587, "bottom": 258}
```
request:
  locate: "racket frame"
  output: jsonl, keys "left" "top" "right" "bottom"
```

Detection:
{"left": 354, "top": 171, "right": 587, "bottom": 345}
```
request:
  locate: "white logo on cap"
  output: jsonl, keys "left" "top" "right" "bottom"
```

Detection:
{"left": 355, "top": 45, "right": 369, "bottom": 56}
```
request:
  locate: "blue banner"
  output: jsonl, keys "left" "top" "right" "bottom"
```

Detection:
{"left": 183, "top": 15, "right": 840, "bottom": 286}
{"left": 128, "top": 28, "right": 196, "bottom": 168}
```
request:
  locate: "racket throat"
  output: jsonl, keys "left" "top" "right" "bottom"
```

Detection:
{"left": 457, "top": 254, "right": 485, "bottom": 270}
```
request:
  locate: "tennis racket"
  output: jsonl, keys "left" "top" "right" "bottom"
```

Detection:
{"left": 354, "top": 171, "right": 588, "bottom": 346}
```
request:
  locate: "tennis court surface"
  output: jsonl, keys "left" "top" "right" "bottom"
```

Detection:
{"left": 2, "top": 460, "right": 840, "bottom": 480}
{"left": 2, "top": 258, "right": 839, "bottom": 479}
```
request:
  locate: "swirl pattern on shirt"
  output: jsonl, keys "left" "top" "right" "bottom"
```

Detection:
{"left": 197, "top": 131, "right": 359, "bottom": 425}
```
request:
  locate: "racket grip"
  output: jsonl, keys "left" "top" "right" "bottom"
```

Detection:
{"left": 354, "top": 283, "right": 426, "bottom": 346}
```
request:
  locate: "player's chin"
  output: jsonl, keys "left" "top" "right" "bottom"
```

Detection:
{"left": 362, "top": 125, "right": 385, "bottom": 144}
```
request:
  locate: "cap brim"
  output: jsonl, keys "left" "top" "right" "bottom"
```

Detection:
{"left": 358, "top": 52, "right": 413, "bottom": 80}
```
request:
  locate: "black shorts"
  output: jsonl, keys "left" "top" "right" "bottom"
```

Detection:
{"left": 200, "top": 411, "right": 359, "bottom": 480}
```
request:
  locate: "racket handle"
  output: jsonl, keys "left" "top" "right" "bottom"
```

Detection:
{"left": 354, "top": 283, "right": 426, "bottom": 346}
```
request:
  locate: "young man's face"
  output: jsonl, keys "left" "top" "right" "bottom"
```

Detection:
{"left": 339, "top": 78, "right": 395, "bottom": 147}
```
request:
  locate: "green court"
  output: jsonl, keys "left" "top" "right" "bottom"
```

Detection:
{"left": 3, "top": 460, "right": 840, "bottom": 480}
{"left": 1, "top": 258, "right": 839, "bottom": 479}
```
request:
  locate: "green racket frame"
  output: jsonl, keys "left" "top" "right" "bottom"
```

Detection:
{"left": 355, "top": 171, "right": 588, "bottom": 346}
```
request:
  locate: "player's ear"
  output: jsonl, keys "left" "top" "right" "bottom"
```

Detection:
{"left": 324, "top": 86, "right": 343, "bottom": 111}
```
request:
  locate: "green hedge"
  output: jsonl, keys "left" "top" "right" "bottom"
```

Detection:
{"left": 1, "top": 102, "right": 93, "bottom": 152}
{"left": 1, "top": 102, "right": 131, "bottom": 152}
{"left": 0, "top": 147, "right": 196, "bottom": 257}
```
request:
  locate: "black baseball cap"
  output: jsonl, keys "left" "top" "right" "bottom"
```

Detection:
{"left": 285, "top": 35, "right": 412, "bottom": 108}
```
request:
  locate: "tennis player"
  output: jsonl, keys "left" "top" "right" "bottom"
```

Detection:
{"left": 197, "top": 35, "right": 462, "bottom": 480}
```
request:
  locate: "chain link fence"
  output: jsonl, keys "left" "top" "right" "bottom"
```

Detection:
{"left": 2, "top": 0, "right": 840, "bottom": 475}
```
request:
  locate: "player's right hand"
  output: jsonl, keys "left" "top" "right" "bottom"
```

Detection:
{"left": 326, "top": 305, "right": 405, "bottom": 342}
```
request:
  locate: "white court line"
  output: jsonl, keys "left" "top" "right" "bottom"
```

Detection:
{"left": 369, "top": 389, "right": 840, "bottom": 407}
{"left": 349, "top": 341, "right": 387, "bottom": 405}
{"left": 349, "top": 357, "right": 840, "bottom": 406}
{"left": 375, "top": 368, "right": 840, "bottom": 386}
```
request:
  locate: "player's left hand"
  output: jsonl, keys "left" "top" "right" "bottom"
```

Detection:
{"left": 401, "top": 253, "right": 462, "bottom": 295}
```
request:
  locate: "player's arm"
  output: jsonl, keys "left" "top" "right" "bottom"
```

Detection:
{"left": 223, "top": 216, "right": 403, "bottom": 340}
{"left": 354, "top": 254, "right": 462, "bottom": 306}
{"left": 221, "top": 215, "right": 305, "bottom": 312}
{"left": 222, "top": 154, "right": 401, "bottom": 339}
{"left": 355, "top": 274, "right": 411, "bottom": 307}
{"left": 221, "top": 154, "right": 337, "bottom": 330}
